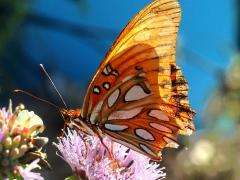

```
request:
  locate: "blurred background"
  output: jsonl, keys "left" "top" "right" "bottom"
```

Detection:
{"left": 0, "top": 0, "right": 238, "bottom": 179}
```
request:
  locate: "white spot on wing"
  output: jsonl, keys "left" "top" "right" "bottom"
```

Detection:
{"left": 149, "top": 110, "right": 169, "bottom": 121}
{"left": 104, "top": 124, "right": 128, "bottom": 131}
{"left": 108, "top": 107, "right": 143, "bottom": 120}
{"left": 135, "top": 129, "right": 154, "bottom": 140}
{"left": 139, "top": 144, "right": 156, "bottom": 157}
{"left": 138, "top": 73, "right": 146, "bottom": 78}
{"left": 93, "top": 87, "right": 100, "bottom": 94}
{"left": 90, "top": 100, "right": 103, "bottom": 124}
{"left": 125, "top": 85, "right": 150, "bottom": 101}
{"left": 107, "top": 64, "right": 112, "bottom": 72}
{"left": 103, "top": 82, "right": 110, "bottom": 90}
{"left": 103, "top": 67, "right": 109, "bottom": 75}
{"left": 150, "top": 123, "right": 172, "bottom": 133}
{"left": 108, "top": 89, "right": 120, "bottom": 107}
{"left": 163, "top": 136, "right": 179, "bottom": 148}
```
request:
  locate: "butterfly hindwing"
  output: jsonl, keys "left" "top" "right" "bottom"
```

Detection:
{"left": 87, "top": 70, "right": 180, "bottom": 160}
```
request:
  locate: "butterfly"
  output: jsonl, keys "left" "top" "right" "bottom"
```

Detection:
{"left": 61, "top": 0, "right": 195, "bottom": 161}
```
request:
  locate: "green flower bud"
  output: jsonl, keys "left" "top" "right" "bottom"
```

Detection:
{"left": 3, "top": 137, "right": 12, "bottom": 149}
{"left": 19, "top": 144, "right": 28, "bottom": 157}
{"left": 11, "top": 147, "right": 20, "bottom": 159}
{"left": 12, "top": 135, "right": 21, "bottom": 148}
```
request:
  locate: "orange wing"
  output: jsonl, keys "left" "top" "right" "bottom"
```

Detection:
{"left": 80, "top": 0, "right": 195, "bottom": 159}
{"left": 90, "top": 70, "right": 185, "bottom": 160}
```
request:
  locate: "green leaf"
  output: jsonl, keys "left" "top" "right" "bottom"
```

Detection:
{"left": 65, "top": 175, "right": 79, "bottom": 180}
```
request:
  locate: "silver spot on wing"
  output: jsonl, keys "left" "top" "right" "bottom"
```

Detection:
{"left": 148, "top": 110, "right": 169, "bottom": 121}
{"left": 139, "top": 144, "right": 156, "bottom": 157}
{"left": 135, "top": 129, "right": 154, "bottom": 141}
{"left": 90, "top": 100, "right": 103, "bottom": 124}
{"left": 93, "top": 86, "right": 101, "bottom": 94}
{"left": 125, "top": 85, "right": 150, "bottom": 101}
{"left": 150, "top": 123, "right": 172, "bottom": 133}
{"left": 108, "top": 88, "right": 120, "bottom": 107}
{"left": 103, "top": 82, "right": 111, "bottom": 90}
{"left": 108, "top": 107, "right": 143, "bottom": 120}
{"left": 104, "top": 124, "right": 128, "bottom": 131}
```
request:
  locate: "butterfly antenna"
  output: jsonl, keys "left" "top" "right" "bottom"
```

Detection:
{"left": 40, "top": 64, "right": 68, "bottom": 109}
{"left": 14, "top": 89, "right": 60, "bottom": 109}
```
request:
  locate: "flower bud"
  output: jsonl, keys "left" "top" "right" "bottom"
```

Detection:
{"left": 12, "top": 135, "right": 21, "bottom": 147}
{"left": 19, "top": 144, "right": 28, "bottom": 157}
{"left": 11, "top": 147, "right": 20, "bottom": 159}
{"left": 3, "top": 137, "right": 12, "bottom": 149}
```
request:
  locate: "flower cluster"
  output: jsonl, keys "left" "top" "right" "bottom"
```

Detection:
{"left": 0, "top": 101, "right": 49, "bottom": 179}
{"left": 54, "top": 128, "right": 166, "bottom": 180}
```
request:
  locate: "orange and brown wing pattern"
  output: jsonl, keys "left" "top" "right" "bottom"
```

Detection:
{"left": 82, "top": 0, "right": 194, "bottom": 134}
{"left": 91, "top": 71, "right": 181, "bottom": 160}
{"left": 81, "top": 0, "right": 181, "bottom": 116}
{"left": 80, "top": 0, "right": 195, "bottom": 159}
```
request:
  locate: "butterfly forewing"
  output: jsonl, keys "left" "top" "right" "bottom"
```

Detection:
{"left": 81, "top": 0, "right": 180, "bottom": 117}
{"left": 79, "top": 0, "right": 195, "bottom": 160}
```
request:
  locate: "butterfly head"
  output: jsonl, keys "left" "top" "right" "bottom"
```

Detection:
{"left": 60, "top": 108, "right": 82, "bottom": 126}
{"left": 60, "top": 108, "right": 95, "bottom": 136}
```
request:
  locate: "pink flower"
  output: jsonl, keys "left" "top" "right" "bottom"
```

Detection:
{"left": 0, "top": 101, "right": 49, "bottom": 179}
{"left": 17, "top": 159, "right": 44, "bottom": 180}
{"left": 54, "top": 128, "right": 166, "bottom": 180}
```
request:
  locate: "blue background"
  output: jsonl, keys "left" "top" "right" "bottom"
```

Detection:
{"left": 24, "top": 0, "right": 234, "bottom": 129}
{"left": 0, "top": 0, "right": 236, "bottom": 178}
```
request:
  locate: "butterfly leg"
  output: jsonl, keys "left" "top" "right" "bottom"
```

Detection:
{"left": 61, "top": 123, "right": 67, "bottom": 137}
{"left": 99, "top": 135, "right": 122, "bottom": 169}
{"left": 94, "top": 128, "right": 113, "bottom": 159}
{"left": 77, "top": 132, "right": 88, "bottom": 158}
{"left": 92, "top": 126, "right": 122, "bottom": 169}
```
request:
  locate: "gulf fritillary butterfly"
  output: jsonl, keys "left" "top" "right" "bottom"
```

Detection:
{"left": 61, "top": 0, "right": 195, "bottom": 160}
